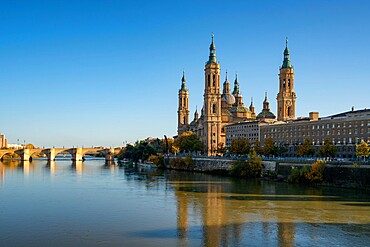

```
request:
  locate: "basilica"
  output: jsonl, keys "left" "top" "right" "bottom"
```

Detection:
{"left": 177, "top": 35, "right": 296, "bottom": 155}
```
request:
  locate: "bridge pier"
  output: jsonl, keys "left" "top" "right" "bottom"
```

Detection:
{"left": 21, "top": 149, "right": 30, "bottom": 161}
{"left": 45, "top": 148, "right": 56, "bottom": 161}
{"left": 105, "top": 148, "right": 115, "bottom": 162}
{"left": 72, "top": 148, "right": 83, "bottom": 161}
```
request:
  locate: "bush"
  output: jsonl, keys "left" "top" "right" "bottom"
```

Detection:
{"left": 229, "top": 152, "right": 263, "bottom": 178}
{"left": 169, "top": 155, "right": 193, "bottom": 170}
{"left": 305, "top": 160, "right": 326, "bottom": 182}
{"left": 148, "top": 153, "right": 164, "bottom": 168}
{"left": 287, "top": 161, "right": 326, "bottom": 184}
{"left": 287, "top": 166, "right": 310, "bottom": 183}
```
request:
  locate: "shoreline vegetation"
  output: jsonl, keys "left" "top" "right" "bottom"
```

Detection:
{"left": 114, "top": 133, "right": 369, "bottom": 191}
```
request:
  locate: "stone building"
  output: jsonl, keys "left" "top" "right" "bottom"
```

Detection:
{"left": 177, "top": 36, "right": 295, "bottom": 155}
{"left": 260, "top": 109, "right": 370, "bottom": 158}
{"left": 177, "top": 35, "right": 256, "bottom": 155}
{"left": 0, "top": 133, "right": 8, "bottom": 149}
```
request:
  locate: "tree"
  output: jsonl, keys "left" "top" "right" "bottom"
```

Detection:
{"left": 119, "top": 140, "right": 157, "bottom": 162}
{"left": 229, "top": 138, "right": 250, "bottom": 155}
{"left": 217, "top": 142, "right": 226, "bottom": 155}
{"left": 263, "top": 138, "right": 277, "bottom": 157}
{"left": 318, "top": 138, "right": 337, "bottom": 158}
{"left": 229, "top": 151, "right": 263, "bottom": 177}
{"left": 297, "top": 138, "right": 315, "bottom": 157}
{"left": 253, "top": 140, "right": 263, "bottom": 155}
{"left": 174, "top": 131, "right": 204, "bottom": 153}
{"left": 356, "top": 141, "right": 369, "bottom": 160}
{"left": 276, "top": 145, "right": 288, "bottom": 156}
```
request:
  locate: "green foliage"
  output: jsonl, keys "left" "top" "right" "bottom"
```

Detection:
{"left": 356, "top": 141, "right": 369, "bottom": 159}
{"left": 297, "top": 138, "right": 315, "bottom": 157}
{"left": 276, "top": 145, "right": 288, "bottom": 156}
{"left": 318, "top": 138, "right": 337, "bottom": 158}
{"left": 118, "top": 140, "right": 157, "bottom": 162}
{"left": 174, "top": 131, "right": 204, "bottom": 153}
{"left": 288, "top": 161, "right": 326, "bottom": 183}
{"left": 263, "top": 138, "right": 277, "bottom": 156}
{"left": 169, "top": 155, "right": 193, "bottom": 170}
{"left": 229, "top": 138, "right": 250, "bottom": 155}
{"left": 148, "top": 153, "right": 165, "bottom": 168}
{"left": 229, "top": 152, "right": 263, "bottom": 177}
{"left": 305, "top": 160, "right": 326, "bottom": 182}
{"left": 217, "top": 142, "right": 226, "bottom": 155}
{"left": 253, "top": 140, "right": 263, "bottom": 155}
{"left": 287, "top": 166, "right": 310, "bottom": 183}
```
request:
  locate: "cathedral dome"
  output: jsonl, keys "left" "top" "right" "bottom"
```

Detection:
{"left": 222, "top": 93, "right": 235, "bottom": 105}
{"left": 257, "top": 110, "right": 276, "bottom": 120}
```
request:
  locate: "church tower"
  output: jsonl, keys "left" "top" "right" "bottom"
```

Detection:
{"left": 277, "top": 38, "right": 296, "bottom": 121}
{"left": 204, "top": 34, "right": 221, "bottom": 155}
{"left": 177, "top": 71, "right": 190, "bottom": 135}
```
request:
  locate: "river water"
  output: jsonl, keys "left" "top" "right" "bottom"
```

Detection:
{"left": 0, "top": 159, "right": 369, "bottom": 247}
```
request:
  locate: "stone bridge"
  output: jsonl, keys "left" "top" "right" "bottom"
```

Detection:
{"left": 0, "top": 147, "right": 121, "bottom": 162}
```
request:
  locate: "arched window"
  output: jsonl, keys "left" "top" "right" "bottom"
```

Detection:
{"left": 212, "top": 74, "right": 216, "bottom": 87}
{"left": 183, "top": 116, "right": 186, "bottom": 124}
{"left": 212, "top": 104, "right": 217, "bottom": 114}
{"left": 208, "top": 74, "right": 210, "bottom": 87}
{"left": 287, "top": 106, "right": 292, "bottom": 116}
{"left": 288, "top": 79, "right": 291, "bottom": 89}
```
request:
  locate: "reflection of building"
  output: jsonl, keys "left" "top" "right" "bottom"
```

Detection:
{"left": 0, "top": 133, "right": 8, "bottom": 148}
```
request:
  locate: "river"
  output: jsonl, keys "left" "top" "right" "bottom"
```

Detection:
{"left": 0, "top": 159, "right": 369, "bottom": 246}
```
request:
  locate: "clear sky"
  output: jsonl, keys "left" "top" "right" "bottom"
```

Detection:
{"left": 0, "top": 0, "right": 369, "bottom": 147}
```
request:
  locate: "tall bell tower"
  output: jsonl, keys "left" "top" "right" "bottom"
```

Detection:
{"left": 177, "top": 71, "right": 190, "bottom": 135}
{"left": 204, "top": 34, "right": 221, "bottom": 155}
{"left": 277, "top": 38, "right": 296, "bottom": 121}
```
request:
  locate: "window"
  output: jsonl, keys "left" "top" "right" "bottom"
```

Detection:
{"left": 212, "top": 104, "right": 217, "bottom": 114}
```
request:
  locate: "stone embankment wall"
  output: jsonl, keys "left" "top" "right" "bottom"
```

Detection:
{"left": 167, "top": 156, "right": 370, "bottom": 189}
{"left": 167, "top": 157, "right": 234, "bottom": 173}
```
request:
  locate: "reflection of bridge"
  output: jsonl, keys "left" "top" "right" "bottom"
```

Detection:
{"left": 0, "top": 147, "right": 120, "bottom": 162}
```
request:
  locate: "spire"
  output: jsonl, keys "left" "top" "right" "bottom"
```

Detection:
{"left": 223, "top": 71, "right": 230, "bottom": 94}
{"left": 282, "top": 37, "right": 292, "bottom": 68}
{"left": 232, "top": 73, "right": 240, "bottom": 95}
{"left": 249, "top": 97, "right": 255, "bottom": 113}
{"left": 182, "top": 70, "right": 186, "bottom": 82}
{"left": 194, "top": 105, "right": 199, "bottom": 121}
{"left": 207, "top": 33, "right": 217, "bottom": 64}
{"left": 249, "top": 97, "right": 254, "bottom": 108}
{"left": 180, "top": 70, "right": 187, "bottom": 91}
{"left": 263, "top": 92, "right": 270, "bottom": 111}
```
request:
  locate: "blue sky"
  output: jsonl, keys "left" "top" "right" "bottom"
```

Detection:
{"left": 0, "top": 0, "right": 369, "bottom": 147}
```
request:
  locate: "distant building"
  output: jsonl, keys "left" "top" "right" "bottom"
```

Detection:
{"left": 0, "top": 133, "right": 8, "bottom": 149}
{"left": 7, "top": 144, "right": 22, "bottom": 149}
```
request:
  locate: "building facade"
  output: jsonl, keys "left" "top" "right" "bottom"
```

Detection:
{"left": 0, "top": 133, "right": 8, "bottom": 149}
{"left": 177, "top": 35, "right": 259, "bottom": 155}
{"left": 220, "top": 38, "right": 369, "bottom": 158}
{"left": 260, "top": 109, "right": 370, "bottom": 158}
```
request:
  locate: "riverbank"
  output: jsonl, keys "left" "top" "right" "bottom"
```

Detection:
{"left": 165, "top": 156, "right": 370, "bottom": 191}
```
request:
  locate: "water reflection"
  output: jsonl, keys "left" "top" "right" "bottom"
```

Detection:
{"left": 0, "top": 160, "right": 369, "bottom": 247}
{"left": 168, "top": 171, "right": 370, "bottom": 246}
